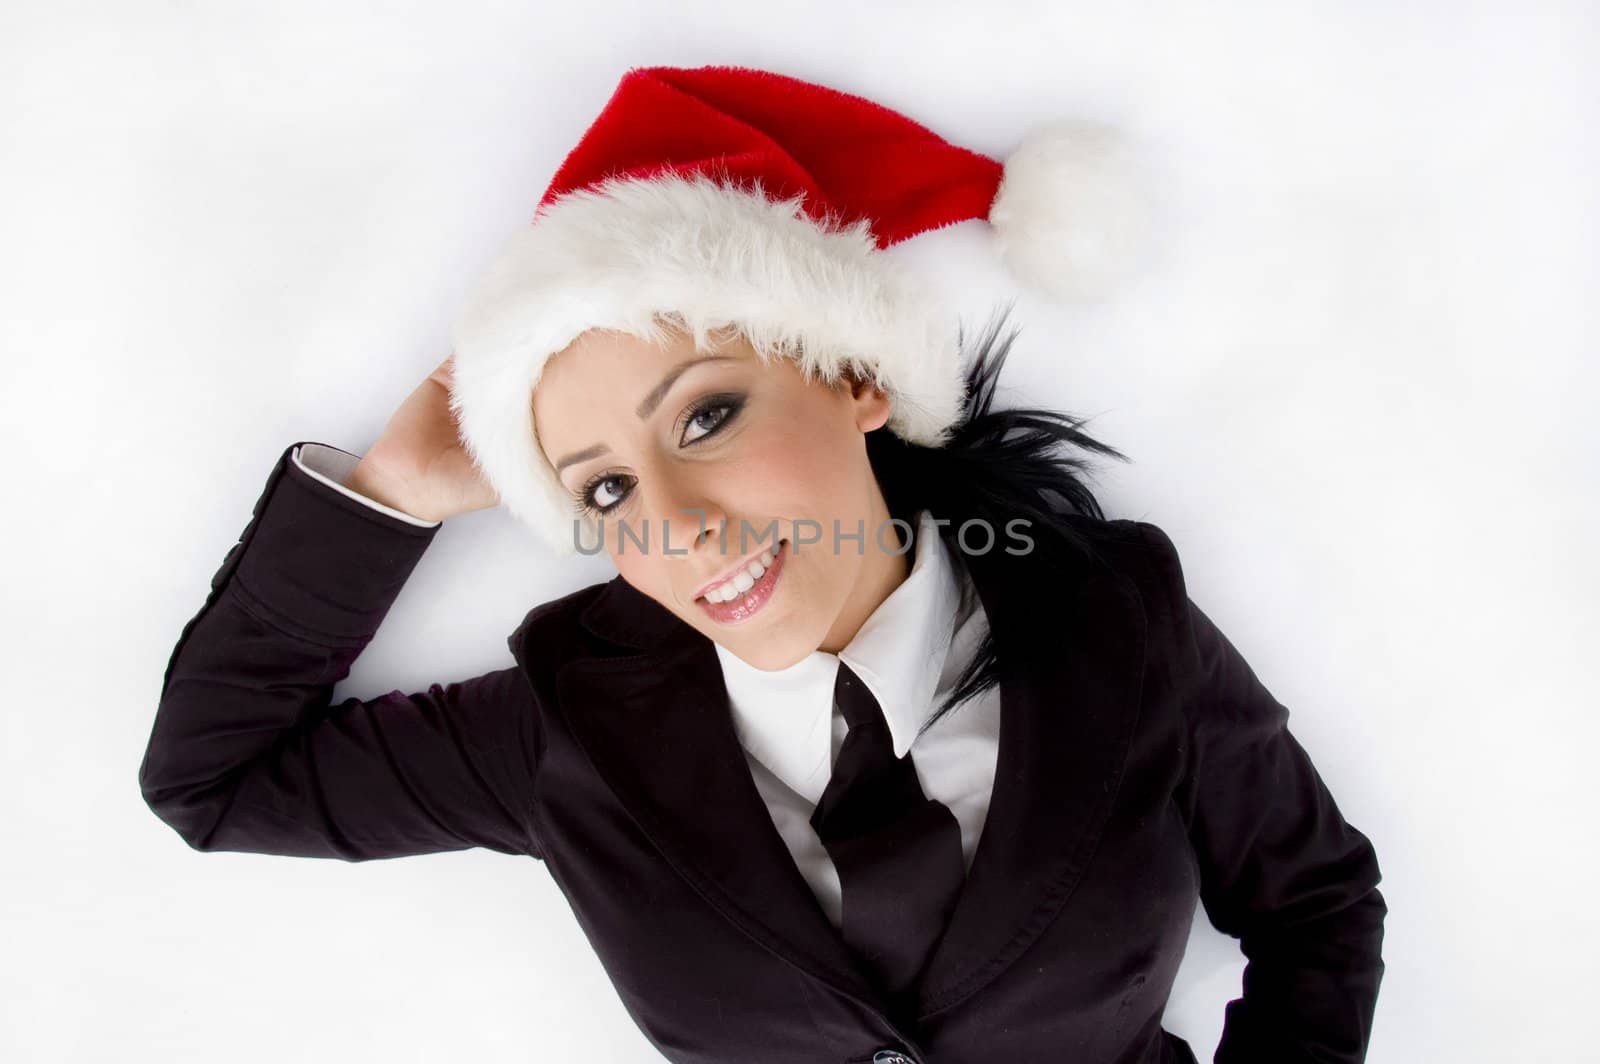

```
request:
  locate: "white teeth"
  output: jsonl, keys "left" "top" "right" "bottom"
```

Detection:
{"left": 705, "top": 542, "right": 782, "bottom": 603}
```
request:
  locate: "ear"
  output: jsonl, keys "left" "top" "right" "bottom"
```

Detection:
{"left": 846, "top": 366, "right": 892, "bottom": 434}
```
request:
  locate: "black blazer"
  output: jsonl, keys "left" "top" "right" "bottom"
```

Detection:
{"left": 139, "top": 442, "right": 1387, "bottom": 1064}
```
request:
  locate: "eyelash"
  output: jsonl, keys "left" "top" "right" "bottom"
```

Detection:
{"left": 571, "top": 393, "right": 745, "bottom": 518}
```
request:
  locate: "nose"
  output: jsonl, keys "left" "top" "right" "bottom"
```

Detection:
{"left": 644, "top": 475, "right": 728, "bottom": 558}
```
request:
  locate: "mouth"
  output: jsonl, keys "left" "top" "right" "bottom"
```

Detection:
{"left": 694, "top": 537, "right": 789, "bottom": 626}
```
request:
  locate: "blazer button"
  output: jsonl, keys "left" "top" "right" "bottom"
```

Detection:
{"left": 872, "top": 1051, "right": 917, "bottom": 1064}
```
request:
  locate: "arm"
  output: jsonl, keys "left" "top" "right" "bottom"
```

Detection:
{"left": 138, "top": 441, "right": 544, "bottom": 861}
{"left": 1135, "top": 522, "right": 1387, "bottom": 1064}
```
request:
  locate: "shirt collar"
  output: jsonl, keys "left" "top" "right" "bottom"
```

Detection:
{"left": 713, "top": 509, "right": 964, "bottom": 805}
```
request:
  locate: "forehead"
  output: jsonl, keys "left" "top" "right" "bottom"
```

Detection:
{"left": 553, "top": 321, "right": 750, "bottom": 373}
{"left": 532, "top": 323, "right": 765, "bottom": 449}
{"left": 539, "top": 324, "right": 756, "bottom": 405}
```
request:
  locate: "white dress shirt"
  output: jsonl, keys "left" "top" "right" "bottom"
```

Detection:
{"left": 293, "top": 443, "right": 1002, "bottom": 931}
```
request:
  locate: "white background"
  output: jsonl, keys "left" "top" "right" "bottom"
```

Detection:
{"left": 3, "top": 2, "right": 1595, "bottom": 1061}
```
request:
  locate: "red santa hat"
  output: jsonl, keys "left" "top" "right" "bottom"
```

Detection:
{"left": 448, "top": 63, "right": 1153, "bottom": 554}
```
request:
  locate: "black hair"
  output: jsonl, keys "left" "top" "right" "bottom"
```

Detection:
{"left": 863, "top": 299, "right": 1132, "bottom": 737}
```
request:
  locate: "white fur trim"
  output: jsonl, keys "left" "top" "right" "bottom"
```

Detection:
{"left": 448, "top": 171, "right": 967, "bottom": 555}
{"left": 989, "top": 118, "right": 1155, "bottom": 303}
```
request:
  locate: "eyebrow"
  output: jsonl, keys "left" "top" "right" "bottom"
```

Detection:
{"left": 552, "top": 354, "right": 740, "bottom": 475}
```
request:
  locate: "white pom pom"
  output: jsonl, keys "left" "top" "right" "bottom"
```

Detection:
{"left": 988, "top": 118, "right": 1156, "bottom": 303}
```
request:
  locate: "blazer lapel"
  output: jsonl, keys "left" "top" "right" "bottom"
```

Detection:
{"left": 905, "top": 543, "right": 1148, "bottom": 1020}
{"left": 551, "top": 576, "right": 886, "bottom": 1008}
{"left": 545, "top": 534, "right": 1148, "bottom": 1024}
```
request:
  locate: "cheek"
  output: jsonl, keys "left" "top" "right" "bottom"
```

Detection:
{"left": 735, "top": 408, "right": 865, "bottom": 513}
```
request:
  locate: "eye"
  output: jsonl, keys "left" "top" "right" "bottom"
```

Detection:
{"left": 681, "top": 394, "right": 743, "bottom": 445}
{"left": 575, "top": 471, "right": 634, "bottom": 517}
{"left": 590, "top": 474, "right": 629, "bottom": 511}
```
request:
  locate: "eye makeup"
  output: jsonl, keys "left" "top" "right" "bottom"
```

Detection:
{"left": 569, "top": 391, "right": 748, "bottom": 518}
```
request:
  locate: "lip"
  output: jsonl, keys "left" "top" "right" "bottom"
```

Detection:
{"left": 694, "top": 538, "right": 788, "bottom": 626}
{"left": 693, "top": 536, "right": 786, "bottom": 599}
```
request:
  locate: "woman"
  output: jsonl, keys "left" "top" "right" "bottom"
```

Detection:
{"left": 139, "top": 65, "right": 1386, "bottom": 1063}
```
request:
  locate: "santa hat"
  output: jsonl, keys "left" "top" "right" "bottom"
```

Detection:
{"left": 448, "top": 63, "right": 1153, "bottom": 555}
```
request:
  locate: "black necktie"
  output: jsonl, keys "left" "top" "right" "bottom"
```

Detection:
{"left": 809, "top": 660, "right": 967, "bottom": 1002}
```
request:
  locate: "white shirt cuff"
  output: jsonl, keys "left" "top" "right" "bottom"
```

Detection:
{"left": 291, "top": 443, "right": 442, "bottom": 529}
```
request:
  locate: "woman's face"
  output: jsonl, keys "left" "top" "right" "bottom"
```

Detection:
{"left": 532, "top": 325, "right": 910, "bottom": 670}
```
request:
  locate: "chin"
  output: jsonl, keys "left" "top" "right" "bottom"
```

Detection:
{"left": 717, "top": 602, "right": 830, "bottom": 671}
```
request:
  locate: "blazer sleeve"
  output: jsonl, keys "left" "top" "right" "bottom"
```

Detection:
{"left": 138, "top": 441, "right": 544, "bottom": 862}
{"left": 1134, "top": 522, "right": 1387, "bottom": 1064}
